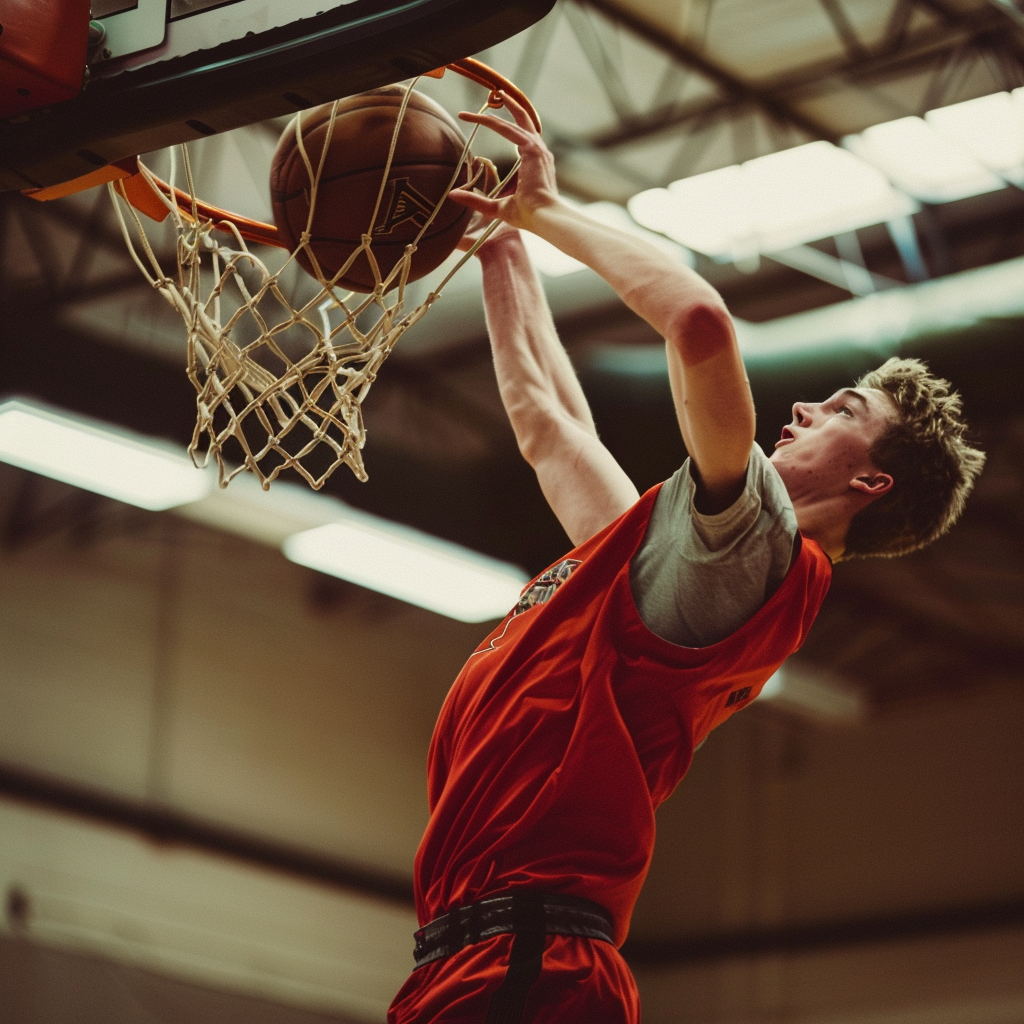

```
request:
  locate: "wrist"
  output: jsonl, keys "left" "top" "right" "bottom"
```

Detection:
{"left": 474, "top": 227, "right": 527, "bottom": 263}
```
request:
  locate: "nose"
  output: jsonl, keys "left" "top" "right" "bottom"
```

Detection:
{"left": 792, "top": 401, "right": 814, "bottom": 426}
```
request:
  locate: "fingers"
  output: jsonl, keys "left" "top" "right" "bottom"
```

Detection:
{"left": 473, "top": 156, "right": 500, "bottom": 197}
{"left": 458, "top": 110, "right": 533, "bottom": 149}
{"left": 497, "top": 93, "right": 536, "bottom": 133}
{"left": 448, "top": 188, "right": 499, "bottom": 216}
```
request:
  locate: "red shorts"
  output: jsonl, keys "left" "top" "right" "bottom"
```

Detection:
{"left": 387, "top": 933, "right": 639, "bottom": 1023}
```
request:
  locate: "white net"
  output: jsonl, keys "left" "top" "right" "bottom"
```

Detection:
{"left": 109, "top": 79, "right": 509, "bottom": 489}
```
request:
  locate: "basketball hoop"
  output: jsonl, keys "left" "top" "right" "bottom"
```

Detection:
{"left": 108, "top": 59, "right": 539, "bottom": 490}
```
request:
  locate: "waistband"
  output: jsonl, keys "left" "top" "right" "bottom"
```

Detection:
{"left": 413, "top": 891, "right": 615, "bottom": 969}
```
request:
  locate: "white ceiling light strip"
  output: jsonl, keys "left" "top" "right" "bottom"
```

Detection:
{"left": 625, "top": 90, "right": 1024, "bottom": 261}
{"left": 925, "top": 90, "right": 1024, "bottom": 187}
{"left": 844, "top": 116, "right": 1006, "bottom": 204}
{"left": 0, "top": 398, "right": 213, "bottom": 510}
{"left": 283, "top": 522, "right": 528, "bottom": 623}
{"left": 628, "top": 142, "right": 914, "bottom": 261}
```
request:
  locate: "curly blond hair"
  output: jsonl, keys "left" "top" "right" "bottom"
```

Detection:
{"left": 842, "top": 358, "right": 986, "bottom": 559}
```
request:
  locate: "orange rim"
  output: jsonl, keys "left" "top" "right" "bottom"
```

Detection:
{"left": 119, "top": 58, "right": 539, "bottom": 247}
{"left": 446, "top": 57, "right": 542, "bottom": 131}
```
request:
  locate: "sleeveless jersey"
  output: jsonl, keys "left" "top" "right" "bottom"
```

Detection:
{"left": 414, "top": 480, "right": 832, "bottom": 947}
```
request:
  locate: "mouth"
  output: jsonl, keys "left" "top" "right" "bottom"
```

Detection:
{"left": 774, "top": 426, "right": 795, "bottom": 448}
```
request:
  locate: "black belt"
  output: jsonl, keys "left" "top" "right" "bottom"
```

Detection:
{"left": 413, "top": 892, "right": 615, "bottom": 1024}
{"left": 414, "top": 891, "right": 615, "bottom": 969}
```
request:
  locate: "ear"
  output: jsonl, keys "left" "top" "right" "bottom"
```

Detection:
{"left": 850, "top": 472, "right": 893, "bottom": 498}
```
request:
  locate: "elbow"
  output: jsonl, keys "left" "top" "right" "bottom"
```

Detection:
{"left": 505, "top": 398, "right": 563, "bottom": 468}
{"left": 666, "top": 301, "right": 735, "bottom": 369}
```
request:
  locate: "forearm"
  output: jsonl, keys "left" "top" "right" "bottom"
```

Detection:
{"left": 478, "top": 231, "right": 596, "bottom": 461}
{"left": 527, "top": 201, "right": 727, "bottom": 340}
{"left": 477, "top": 232, "right": 639, "bottom": 543}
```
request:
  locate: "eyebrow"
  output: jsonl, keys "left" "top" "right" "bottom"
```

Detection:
{"left": 836, "top": 389, "right": 869, "bottom": 411}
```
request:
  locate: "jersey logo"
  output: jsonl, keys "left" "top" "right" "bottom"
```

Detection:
{"left": 726, "top": 686, "right": 752, "bottom": 707}
{"left": 373, "top": 177, "right": 435, "bottom": 235}
{"left": 469, "top": 559, "right": 583, "bottom": 659}
{"left": 513, "top": 559, "right": 582, "bottom": 617}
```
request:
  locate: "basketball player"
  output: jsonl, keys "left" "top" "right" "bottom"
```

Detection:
{"left": 387, "top": 96, "right": 985, "bottom": 1023}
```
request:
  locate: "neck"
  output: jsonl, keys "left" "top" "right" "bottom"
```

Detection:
{"left": 791, "top": 494, "right": 855, "bottom": 561}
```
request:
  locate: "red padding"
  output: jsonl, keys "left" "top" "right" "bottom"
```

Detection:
{"left": 0, "top": 0, "right": 92, "bottom": 117}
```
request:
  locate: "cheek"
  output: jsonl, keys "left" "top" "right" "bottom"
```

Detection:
{"left": 835, "top": 432, "right": 870, "bottom": 470}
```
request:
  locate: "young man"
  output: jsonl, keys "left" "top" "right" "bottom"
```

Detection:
{"left": 387, "top": 98, "right": 985, "bottom": 1024}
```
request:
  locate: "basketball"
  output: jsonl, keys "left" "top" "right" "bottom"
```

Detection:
{"left": 270, "top": 86, "right": 475, "bottom": 292}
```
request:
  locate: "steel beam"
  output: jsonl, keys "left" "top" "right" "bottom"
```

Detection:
{"left": 576, "top": 0, "right": 839, "bottom": 142}
{"left": 576, "top": 0, "right": 1020, "bottom": 152}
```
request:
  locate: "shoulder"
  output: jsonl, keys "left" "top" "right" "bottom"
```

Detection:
{"left": 657, "top": 445, "right": 794, "bottom": 554}
{"left": 630, "top": 445, "right": 800, "bottom": 648}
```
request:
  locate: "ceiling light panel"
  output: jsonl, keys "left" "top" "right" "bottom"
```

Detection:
{"left": 283, "top": 521, "right": 530, "bottom": 623}
{"left": 628, "top": 142, "right": 912, "bottom": 260}
{"left": 925, "top": 92, "right": 1024, "bottom": 185}
{"left": 846, "top": 116, "right": 1006, "bottom": 203}
{"left": 743, "top": 142, "right": 913, "bottom": 252}
{"left": 0, "top": 398, "right": 213, "bottom": 510}
{"left": 629, "top": 165, "right": 750, "bottom": 260}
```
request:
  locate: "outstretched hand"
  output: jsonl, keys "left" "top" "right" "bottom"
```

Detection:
{"left": 449, "top": 93, "right": 559, "bottom": 237}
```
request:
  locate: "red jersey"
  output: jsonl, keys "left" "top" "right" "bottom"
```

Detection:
{"left": 414, "top": 480, "right": 832, "bottom": 947}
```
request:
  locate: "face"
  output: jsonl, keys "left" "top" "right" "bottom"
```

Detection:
{"left": 770, "top": 387, "right": 897, "bottom": 503}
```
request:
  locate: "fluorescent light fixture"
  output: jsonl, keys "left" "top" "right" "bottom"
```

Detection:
{"left": 630, "top": 164, "right": 751, "bottom": 260}
{"left": 926, "top": 92, "right": 1024, "bottom": 185}
{"left": 0, "top": 398, "right": 213, "bottom": 510}
{"left": 626, "top": 92, "right": 1023, "bottom": 262}
{"left": 628, "top": 142, "right": 913, "bottom": 260}
{"left": 283, "top": 520, "right": 530, "bottom": 623}
{"left": 845, "top": 116, "right": 1005, "bottom": 203}
{"left": 747, "top": 142, "right": 914, "bottom": 251}
{"left": 758, "top": 664, "right": 865, "bottom": 725}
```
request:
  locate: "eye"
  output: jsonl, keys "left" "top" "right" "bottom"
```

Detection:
{"left": 839, "top": 405, "right": 853, "bottom": 416}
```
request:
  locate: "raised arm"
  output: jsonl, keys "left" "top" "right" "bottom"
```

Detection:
{"left": 476, "top": 227, "right": 639, "bottom": 546}
{"left": 452, "top": 98, "right": 756, "bottom": 513}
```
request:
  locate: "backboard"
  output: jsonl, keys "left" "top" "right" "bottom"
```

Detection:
{"left": 0, "top": 0, "right": 555, "bottom": 192}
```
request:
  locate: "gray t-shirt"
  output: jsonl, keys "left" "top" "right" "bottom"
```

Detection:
{"left": 629, "top": 445, "right": 799, "bottom": 648}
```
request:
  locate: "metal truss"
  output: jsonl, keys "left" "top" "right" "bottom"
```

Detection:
{"left": 0, "top": 189, "right": 166, "bottom": 313}
{"left": 555, "top": 0, "right": 1024, "bottom": 168}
